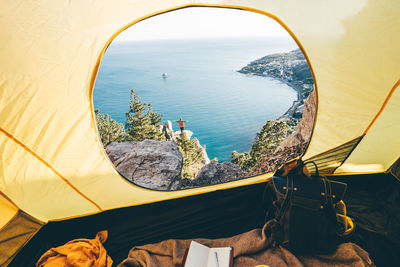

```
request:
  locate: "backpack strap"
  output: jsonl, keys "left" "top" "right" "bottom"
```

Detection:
{"left": 321, "top": 176, "right": 334, "bottom": 206}
{"left": 275, "top": 175, "right": 294, "bottom": 223}
{"left": 304, "top": 161, "right": 319, "bottom": 177}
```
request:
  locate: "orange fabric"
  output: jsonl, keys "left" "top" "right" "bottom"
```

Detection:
{"left": 36, "top": 231, "right": 112, "bottom": 267}
{"left": 174, "top": 119, "right": 188, "bottom": 128}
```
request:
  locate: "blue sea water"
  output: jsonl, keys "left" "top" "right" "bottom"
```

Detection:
{"left": 93, "top": 37, "right": 298, "bottom": 162}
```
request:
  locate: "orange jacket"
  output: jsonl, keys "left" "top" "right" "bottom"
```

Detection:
{"left": 175, "top": 119, "right": 188, "bottom": 128}
{"left": 36, "top": 231, "right": 112, "bottom": 267}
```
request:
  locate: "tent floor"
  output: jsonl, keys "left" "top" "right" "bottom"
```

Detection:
{"left": 10, "top": 173, "right": 400, "bottom": 267}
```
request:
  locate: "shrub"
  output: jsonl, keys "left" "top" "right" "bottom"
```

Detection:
{"left": 176, "top": 131, "right": 204, "bottom": 179}
{"left": 95, "top": 109, "right": 127, "bottom": 146}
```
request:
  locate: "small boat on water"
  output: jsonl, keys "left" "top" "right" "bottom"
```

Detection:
{"left": 162, "top": 73, "right": 168, "bottom": 78}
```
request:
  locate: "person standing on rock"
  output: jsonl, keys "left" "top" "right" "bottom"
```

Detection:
{"left": 175, "top": 117, "right": 188, "bottom": 132}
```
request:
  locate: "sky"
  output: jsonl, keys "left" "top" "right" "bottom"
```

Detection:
{"left": 115, "top": 7, "right": 290, "bottom": 42}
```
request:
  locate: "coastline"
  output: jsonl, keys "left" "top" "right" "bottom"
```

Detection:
{"left": 237, "top": 49, "right": 314, "bottom": 123}
{"left": 275, "top": 78, "right": 305, "bottom": 122}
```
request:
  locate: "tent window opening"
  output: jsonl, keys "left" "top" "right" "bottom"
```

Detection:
{"left": 93, "top": 7, "right": 315, "bottom": 191}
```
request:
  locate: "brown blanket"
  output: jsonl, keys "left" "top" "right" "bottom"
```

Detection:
{"left": 118, "top": 221, "right": 374, "bottom": 267}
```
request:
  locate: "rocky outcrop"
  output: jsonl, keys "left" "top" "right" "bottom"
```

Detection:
{"left": 175, "top": 162, "right": 246, "bottom": 189}
{"left": 105, "top": 126, "right": 216, "bottom": 190}
{"left": 249, "top": 89, "right": 316, "bottom": 175}
{"left": 164, "top": 121, "right": 210, "bottom": 165}
{"left": 106, "top": 140, "right": 183, "bottom": 190}
{"left": 173, "top": 129, "right": 193, "bottom": 140}
{"left": 162, "top": 120, "right": 174, "bottom": 140}
{"left": 278, "top": 89, "right": 316, "bottom": 150}
{"left": 193, "top": 137, "right": 210, "bottom": 165}
{"left": 249, "top": 143, "right": 307, "bottom": 176}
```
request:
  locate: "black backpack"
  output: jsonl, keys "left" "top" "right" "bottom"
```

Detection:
{"left": 264, "top": 159, "right": 349, "bottom": 254}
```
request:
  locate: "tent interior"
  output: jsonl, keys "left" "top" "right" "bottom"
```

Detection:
{"left": 8, "top": 173, "right": 400, "bottom": 266}
{"left": 1, "top": 0, "right": 399, "bottom": 266}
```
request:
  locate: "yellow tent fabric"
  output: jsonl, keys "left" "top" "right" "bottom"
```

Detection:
{"left": 0, "top": 211, "right": 43, "bottom": 266}
{"left": 0, "top": 194, "right": 18, "bottom": 230}
{"left": 0, "top": 0, "right": 399, "bottom": 265}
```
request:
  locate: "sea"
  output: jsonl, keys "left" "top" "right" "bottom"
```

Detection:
{"left": 93, "top": 37, "right": 298, "bottom": 162}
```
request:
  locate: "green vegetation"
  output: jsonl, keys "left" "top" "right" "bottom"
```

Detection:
{"left": 96, "top": 89, "right": 204, "bottom": 179}
{"left": 176, "top": 131, "right": 204, "bottom": 179}
{"left": 125, "top": 89, "right": 165, "bottom": 141}
{"left": 231, "top": 150, "right": 254, "bottom": 170}
{"left": 95, "top": 89, "right": 165, "bottom": 147}
{"left": 95, "top": 109, "right": 127, "bottom": 146}
{"left": 231, "top": 120, "right": 295, "bottom": 170}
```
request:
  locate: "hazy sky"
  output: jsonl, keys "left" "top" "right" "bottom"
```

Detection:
{"left": 115, "top": 7, "right": 290, "bottom": 42}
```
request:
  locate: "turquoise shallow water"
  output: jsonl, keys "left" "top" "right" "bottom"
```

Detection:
{"left": 93, "top": 37, "right": 298, "bottom": 161}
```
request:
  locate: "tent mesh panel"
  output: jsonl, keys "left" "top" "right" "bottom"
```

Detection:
{"left": 389, "top": 157, "right": 400, "bottom": 181}
{"left": 305, "top": 136, "right": 363, "bottom": 175}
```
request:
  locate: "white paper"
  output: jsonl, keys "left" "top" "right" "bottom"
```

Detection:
{"left": 184, "top": 241, "right": 232, "bottom": 267}
{"left": 207, "top": 247, "right": 232, "bottom": 267}
{"left": 184, "top": 241, "right": 210, "bottom": 267}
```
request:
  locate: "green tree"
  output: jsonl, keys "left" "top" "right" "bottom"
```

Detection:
{"left": 231, "top": 120, "right": 295, "bottom": 170}
{"left": 231, "top": 150, "right": 254, "bottom": 170}
{"left": 125, "top": 89, "right": 164, "bottom": 141}
{"left": 147, "top": 103, "right": 163, "bottom": 126}
{"left": 250, "top": 120, "right": 294, "bottom": 162}
{"left": 176, "top": 131, "right": 204, "bottom": 179}
{"left": 95, "top": 109, "right": 127, "bottom": 146}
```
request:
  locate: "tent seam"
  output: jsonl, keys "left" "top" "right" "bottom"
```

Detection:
{"left": 0, "top": 127, "right": 103, "bottom": 212}
{"left": 363, "top": 79, "right": 400, "bottom": 134}
{"left": 331, "top": 135, "right": 365, "bottom": 174}
{"left": 0, "top": 208, "right": 19, "bottom": 233}
{"left": 0, "top": 190, "right": 20, "bottom": 210}
{"left": 336, "top": 79, "right": 400, "bottom": 174}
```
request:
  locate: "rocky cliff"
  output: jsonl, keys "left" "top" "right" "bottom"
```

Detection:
{"left": 106, "top": 133, "right": 242, "bottom": 190}
{"left": 176, "top": 162, "right": 246, "bottom": 189}
{"left": 236, "top": 48, "right": 316, "bottom": 175}
{"left": 278, "top": 89, "right": 316, "bottom": 150}
{"left": 106, "top": 140, "right": 183, "bottom": 190}
{"left": 249, "top": 89, "right": 316, "bottom": 175}
{"left": 163, "top": 120, "right": 210, "bottom": 166}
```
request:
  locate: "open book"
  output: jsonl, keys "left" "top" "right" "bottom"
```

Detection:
{"left": 183, "top": 241, "right": 233, "bottom": 267}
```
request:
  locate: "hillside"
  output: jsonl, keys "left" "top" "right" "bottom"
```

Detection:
{"left": 234, "top": 49, "right": 316, "bottom": 174}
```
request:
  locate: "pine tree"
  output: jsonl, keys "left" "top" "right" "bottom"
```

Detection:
{"left": 176, "top": 131, "right": 204, "bottom": 179}
{"left": 231, "top": 120, "right": 295, "bottom": 170}
{"left": 95, "top": 109, "right": 127, "bottom": 146}
{"left": 250, "top": 120, "right": 294, "bottom": 161}
{"left": 147, "top": 104, "right": 163, "bottom": 126}
{"left": 125, "top": 89, "right": 164, "bottom": 141}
